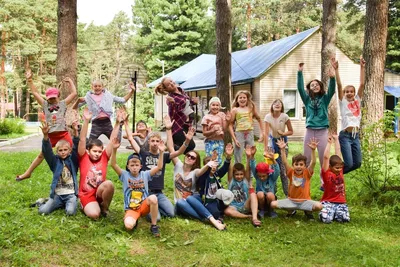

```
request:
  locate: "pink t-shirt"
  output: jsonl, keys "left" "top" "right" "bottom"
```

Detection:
{"left": 201, "top": 112, "right": 225, "bottom": 140}
{"left": 91, "top": 93, "right": 109, "bottom": 119}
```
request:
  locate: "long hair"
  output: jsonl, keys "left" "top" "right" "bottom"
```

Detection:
{"left": 270, "top": 99, "right": 285, "bottom": 113}
{"left": 186, "top": 150, "right": 201, "bottom": 171}
{"left": 232, "top": 90, "right": 260, "bottom": 120}
{"left": 306, "top": 79, "right": 326, "bottom": 98}
{"left": 154, "top": 77, "right": 169, "bottom": 95}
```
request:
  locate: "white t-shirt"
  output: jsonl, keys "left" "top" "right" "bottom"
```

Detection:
{"left": 263, "top": 113, "right": 289, "bottom": 138}
{"left": 173, "top": 160, "right": 197, "bottom": 203}
{"left": 339, "top": 95, "right": 362, "bottom": 130}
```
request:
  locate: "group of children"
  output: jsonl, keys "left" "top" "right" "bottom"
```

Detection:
{"left": 18, "top": 56, "right": 365, "bottom": 237}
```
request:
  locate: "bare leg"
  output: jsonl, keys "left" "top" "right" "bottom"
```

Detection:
{"left": 257, "top": 192, "right": 265, "bottom": 211}
{"left": 84, "top": 202, "right": 101, "bottom": 220}
{"left": 17, "top": 152, "right": 44, "bottom": 180}
{"left": 208, "top": 216, "right": 226, "bottom": 231}
{"left": 97, "top": 180, "right": 115, "bottom": 215}
{"left": 124, "top": 216, "right": 137, "bottom": 230}
{"left": 224, "top": 206, "right": 251, "bottom": 218}
{"left": 147, "top": 195, "right": 158, "bottom": 225}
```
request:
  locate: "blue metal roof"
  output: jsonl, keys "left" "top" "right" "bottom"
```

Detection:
{"left": 147, "top": 54, "right": 216, "bottom": 88}
{"left": 180, "top": 26, "right": 320, "bottom": 91}
{"left": 384, "top": 86, "right": 400, "bottom": 97}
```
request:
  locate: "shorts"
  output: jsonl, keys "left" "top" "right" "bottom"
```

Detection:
{"left": 79, "top": 189, "right": 101, "bottom": 209}
{"left": 230, "top": 203, "right": 250, "bottom": 214}
{"left": 49, "top": 131, "right": 73, "bottom": 147}
{"left": 276, "top": 198, "right": 319, "bottom": 211}
{"left": 319, "top": 201, "right": 350, "bottom": 223}
{"left": 124, "top": 201, "right": 150, "bottom": 221}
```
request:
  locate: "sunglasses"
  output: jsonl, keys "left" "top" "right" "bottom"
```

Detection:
{"left": 185, "top": 154, "right": 197, "bottom": 160}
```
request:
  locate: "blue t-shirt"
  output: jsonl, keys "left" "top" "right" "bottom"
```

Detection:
{"left": 228, "top": 179, "right": 249, "bottom": 210}
{"left": 250, "top": 159, "right": 280, "bottom": 194}
{"left": 119, "top": 170, "right": 151, "bottom": 210}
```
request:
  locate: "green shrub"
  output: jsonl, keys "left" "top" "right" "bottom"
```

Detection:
{"left": 0, "top": 119, "right": 25, "bottom": 135}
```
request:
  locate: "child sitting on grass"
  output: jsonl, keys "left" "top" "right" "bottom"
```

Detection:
{"left": 271, "top": 138, "right": 322, "bottom": 220}
{"left": 38, "top": 121, "right": 79, "bottom": 216}
{"left": 225, "top": 145, "right": 261, "bottom": 227}
{"left": 110, "top": 137, "right": 166, "bottom": 237}
{"left": 249, "top": 146, "right": 280, "bottom": 218}
{"left": 319, "top": 134, "right": 350, "bottom": 223}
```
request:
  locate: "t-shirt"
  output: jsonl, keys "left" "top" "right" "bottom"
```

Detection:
{"left": 134, "top": 135, "right": 149, "bottom": 152}
{"left": 78, "top": 150, "right": 109, "bottom": 198}
{"left": 119, "top": 170, "right": 150, "bottom": 210}
{"left": 339, "top": 95, "right": 362, "bottom": 130}
{"left": 43, "top": 100, "right": 67, "bottom": 133}
{"left": 205, "top": 175, "right": 219, "bottom": 203}
{"left": 91, "top": 92, "right": 109, "bottom": 119}
{"left": 173, "top": 160, "right": 197, "bottom": 202}
{"left": 201, "top": 112, "right": 226, "bottom": 140}
{"left": 139, "top": 150, "right": 171, "bottom": 191}
{"left": 263, "top": 113, "right": 289, "bottom": 138}
{"left": 235, "top": 109, "right": 253, "bottom": 131}
{"left": 321, "top": 169, "right": 346, "bottom": 203}
{"left": 54, "top": 163, "right": 75, "bottom": 195}
{"left": 287, "top": 168, "right": 312, "bottom": 201}
{"left": 228, "top": 179, "right": 249, "bottom": 209}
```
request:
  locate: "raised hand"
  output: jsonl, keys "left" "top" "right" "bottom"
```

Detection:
{"left": 307, "top": 137, "right": 320, "bottom": 150}
{"left": 63, "top": 77, "right": 73, "bottom": 84}
{"left": 298, "top": 63, "right": 304, "bottom": 72}
{"left": 245, "top": 145, "right": 254, "bottom": 158}
{"left": 83, "top": 108, "right": 92, "bottom": 122}
{"left": 225, "top": 143, "right": 234, "bottom": 157}
{"left": 112, "top": 137, "right": 121, "bottom": 149}
{"left": 184, "top": 127, "right": 195, "bottom": 141}
{"left": 276, "top": 138, "right": 287, "bottom": 150}
{"left": 330, "top": 57, "right": 338, "bottom": 70}
{"left": 264, "top": 146, "right": 275, "bottom": 159}
{"left": 327, "top": 135, "right": 334, "bottom": 144}
{"left": 206, "top": 160, "right": 218, "bottom": 168}
{"left": 129, "top": 82, "right": 136, "bottom": 92}
{"left": 158, "top": 140, "right": 166, "bottom": 152}
{"left": 25, "top": 69, "right": 33, "bottom": 80}
{"left": 39, "top": 121, "right": 50, "bottom": 135}
{"left": 360, "top": 56, "right": 366, "bottom": 67}
{"left": 164, "top": 114, "right": 174, "bottom": 129}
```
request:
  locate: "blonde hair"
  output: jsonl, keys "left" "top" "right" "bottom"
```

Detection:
{"left": 232, "top": 90, "right": 260, "bottom": 120}
{"left": 154, "top": 77, "right": 169, "bottom": 95}
{"left": 91, "top": 80, "right": 103, "bottom": 86}
{"left": 148, "top": 132, "right": 162, "bottom": 140}
{"left": 55, "top": 139, "right": 71, "bottom": 151}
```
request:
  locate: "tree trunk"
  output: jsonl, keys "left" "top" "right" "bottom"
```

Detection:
{"left": 216, "top": 0, "right": 232, "bottom": 144}
{"left": 57, "top": 0, "right": 78, "bottom": 126}
{"left": 362, "top": 0, "right": 389, "bottom": 123}
{"left": 321, "top": 0, "right": 337, "bottom": 133}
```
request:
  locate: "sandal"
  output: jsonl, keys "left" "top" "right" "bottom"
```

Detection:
{"left": 251, "top": 219, "right": 262, "bottom": 228}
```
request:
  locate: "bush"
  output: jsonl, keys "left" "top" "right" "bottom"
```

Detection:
{"left": 0, "top": 119, "right": 25, "bottom": 135}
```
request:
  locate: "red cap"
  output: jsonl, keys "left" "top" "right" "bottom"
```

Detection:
{"left": 255, "top": 162, "right": 274, "bottom": 174}
{"left": 45, "top": 87, "right": 59, "bottom": 99}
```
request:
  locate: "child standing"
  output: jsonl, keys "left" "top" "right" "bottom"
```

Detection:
{"left": 38, "top": 121, "right": 79, "bottom": 216}
{"left": 17, "top": 71, "right": 77, "bottom": 180}
{"left": 250, "top": 146, "right": 280, "bottom": 218}
{"left": 201, "top": 96, "right": 230, "bottom": 166}
{"left": 263, "top": 99, "right": 293, "bottom": 196}
{"left": 110, "top": 137, "right": 166, "bottom": 237}
{"left": 319, "top": 135, "right": 350, "bottom": 223}
{"left": 272, "top": 138, "right": 323, "bottom": 220}
{"left": 77, "top": 108, "right": 122, "bottom": 220}
{"left": 229, "top": 91, "right": 263, "bottom": 164}
{"left": 225, "top": 145, "right": 261, "bottom": 227}
{"left": 333, "top": 57, "right": 365, "bottom": 173}
{"left": 297, "top": 62, "right": 336, "bottom": 188}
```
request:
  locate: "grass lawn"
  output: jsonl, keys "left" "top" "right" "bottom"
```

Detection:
{"left": 1, "top": 142, "right": 399, "bottom": 266}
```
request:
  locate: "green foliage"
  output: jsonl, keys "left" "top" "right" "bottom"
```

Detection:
{"left": 0, "top": 119, "right": 25, "bottom": 135}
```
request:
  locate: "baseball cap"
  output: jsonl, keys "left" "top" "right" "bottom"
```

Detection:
{"left": 45, "top": 87, "right": 59, "bottom": 99}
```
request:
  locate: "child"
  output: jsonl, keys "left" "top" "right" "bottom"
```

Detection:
{"left": 225, "top": 145, "right": 261, "bottom": 227}
{"left": 17, "top": 71, "right": 77, "bottom": 180}
{"left": 201, "top": 96, "right": 230, "bottom": 166}
{"left": 263, "top": 99, "right": 293, "bottom": 196}
{"left": 272, "top": 138, "right": 323, "bottom": 220}
{"left": 250, "top": 146, "right": 280, "bottom": 218}
{"left": 333, "top": 57, "right": 365, "bottom": 173}
{"left": 77, "top": 108, "right": 122, "bottom": 220}
{"left": 297, "top": 61, "right": 336, "bottom": 188}
{"left": 319, "top": 135, "right": 350, "bottom": 223}
{"left": 124, "top": 120, "right": 151, "bottom": 151}
{"left": 124, "top": 115, "right": 194, "bottom": 219}
{"left": 38, "top": 121, "right": 79, "bottom": 216}
{"left": 110, "top": 137, "right": 166, "bottom": 237}
{"left": 197, "top": 144, "right": 234, "bottom": 220}
{"left": 76, "top": 80, "right": 134, "bottom": 140}
{"left": 229, "top": 91, "right": 264, "bottom": 164}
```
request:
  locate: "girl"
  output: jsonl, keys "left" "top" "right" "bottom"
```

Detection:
{"left": 297, "top": 61, "right": 336, "bottom": 188}
{"left": 263, "top": 99, "right": 293, "bottom": 196}
{"left": 17, "top": 70, "right": 77, "bottom": 181}
{"left": 333, "top": 57, "right": 365, "bottom": 174}
{"left": 201, "top": 96, "right": 230, "bottom": 166}
{"left": 77, "top": 108, "right": 123, "bottom": 220}
{"left": 154, "top": 77, "right": 198, "bottom": 154}
{"left": 229, "top": 90, "right": 263, "bottom": 164}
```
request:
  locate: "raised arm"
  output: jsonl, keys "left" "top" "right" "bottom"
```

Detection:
{"left": 358, "top": 57, "right": 366, "bottom": 98}
{"left": 78, "top": 108, "right": 92, "bottom": 157}
{"left": 124, "top": 119, "right": 140, "bottom": 154}
{"left": 110, "top": 137, "right": 123, "bottom": 176}
{"left": 297, "top": 63, "right": 308, "bottom": 104}
{"left": 123, "top": 82, "right": 135, "bottom": 102}
{"left": 105, "top": 110, "right": 124, "bottom": 157}
{"left": 276, "top": 138, "right": 291, "bottom": 171}
{"left": 322, "top": 136, "right": 333, "bottom": 172}
{"left": 194, "top": 160, "right": 215, "bottom": 178}
{"left": 170, "top": 127, "right": 194, "bottom": 159}
{"left": 228, "top": 108, "right": 240, "bottom": 148}
{"left": 26, "top": 70, "right": 45, "bottom": 107}
{"left": 41, "top": 121, "right": 56, "bottom": 170}
{"left": 63, "top": 77, "right": 78, "bottom": 105}
{"left": 332, "top": 134, "right": 342, "bottom": 158}
{"left": 307, "top": 137, "right": 319, "bottom": 174}
{"left": 327, "top": 61, "right": 337, "bottom": 101}
{"left": 164, "top": 115, "right": 179, "bottom": 165}
{"left": 331, "top": 58, "right": 343, "bottom": 100}
{"left": 150, "top": 140, "right": 166, "bottom": 176}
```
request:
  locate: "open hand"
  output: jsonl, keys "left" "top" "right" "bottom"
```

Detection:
{"left": 225, "top": 143, "right": 233, "bottom": 157}
{"left": 330, "top": 57, "right": 338, "bottom": 70}
{"left": 276, "top": 138, "right": 287, "bottom": 150}
{"left": 164, "top": 114, "right": 174, "bottom": 129}
{"left": 298, "top": 63, "right": 304, "bottom": 72}
{"left": 184, "top": 127, "right": 195, "bottom": 141}
{"left": 158, "top": 140, "right": 166, "bottom": 152}
{"left": 264, "top": 146, "right": 275, "bottom": 159}
{"left": 360, "top": 56, "right": 366, "bottom": 67}
{"left": 307, "top": 137, "right": 319, "bottom": 150}
{"left": 25, "top": 69, "right": 33, "bottom": 80}
{"left": 39, "top": 121, "right": 50, "bottom": 135}
{"left": 83, "top": 108, "right": 92, "bottom": 122}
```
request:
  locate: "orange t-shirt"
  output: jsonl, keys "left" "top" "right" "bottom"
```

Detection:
{"left": 287, "top": 168, "right": 312, "bottom": 201}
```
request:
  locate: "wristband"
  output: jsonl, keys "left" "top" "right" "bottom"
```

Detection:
{"left": 183, "top": 143, "right": 188, "bottom": 148}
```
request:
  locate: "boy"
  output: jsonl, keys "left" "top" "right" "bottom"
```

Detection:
{"left": 224, "top": 145, "right": 261, "bottom": 227}
{"left": 272, "top": 138, "right": 323, "bottom": 220}
{"left": 319, "top": 135, "right": 350, "bottom": 223}
{"left": 249, "top": 146, "right": 280, "bottom": 218}
{"left": 124, "top": 115, "right": 194, "bottom": 218}
{"left": 38, "top": 121, "right": 79, "bottom": 216}
{"left": 110, "top": 137, "right": 166, "bottom": 237}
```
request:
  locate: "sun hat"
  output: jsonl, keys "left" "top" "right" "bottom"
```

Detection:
{"left": 45, "top": 88, "right": 59, "bottom": 99}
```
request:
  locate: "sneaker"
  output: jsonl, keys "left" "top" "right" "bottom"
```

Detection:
{"left": 30, "top": 198, "right": 48, "bottom": 207}
{"left": 304, "top": 212, "right": 315, "bottom": 221}
{"left": 319, "top": 186, "right": 325, "bottom": 191}
{"left": 150, "top": 225, "right": 160, "bottom": 237}
{"left": 258, "top": 210, "right": 265, "bottom": 219}
{"left": 269, "top": 211, "right": 278, "bottom": 218}
{"left": 285, "top": 210, "right": 297, "bottom": 218}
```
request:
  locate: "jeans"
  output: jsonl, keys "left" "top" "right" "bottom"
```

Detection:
{"left": 271, "top": 136, "right": 289, "bottom": 196}
{"left": 204, "top": 199, "right": 225, "bottom": 219}
{"left": 146, "top": 192, "right": 175, "bottom": 222}
{"left": 176, "top": 195, "right": 212, "bottom": 221}
{"left": 339, "top": 131, "right": 362, "bottom": 174}
{"left": 38, "top": 194, "right": 77, "bottom": 216}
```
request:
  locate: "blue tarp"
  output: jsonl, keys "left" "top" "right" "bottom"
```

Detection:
{"left": 384, "top": 86, "right": 400, "bottom": 97}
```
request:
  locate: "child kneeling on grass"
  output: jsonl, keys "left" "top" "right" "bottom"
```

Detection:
{"left": 111, "top": 137, "right": 166, "bottom": 237}
{"left": 319, "top": 134, "right": 350, "bottom": 223}
{"left": 38, "top": 121, "right": 79, "bottom": 216}
{"left": 224, "top": 145, "right": 261, "bottom": 227}
{"left": 271, "top": 138, "right": 323, "bottom": 220}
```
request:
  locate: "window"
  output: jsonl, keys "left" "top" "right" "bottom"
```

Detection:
{"left": 283, "top": 90, "right": 296, "bottom": 118}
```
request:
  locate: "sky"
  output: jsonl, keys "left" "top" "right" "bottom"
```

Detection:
{"left": 77, "top": 0, "right": 133, "bottom": 26}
